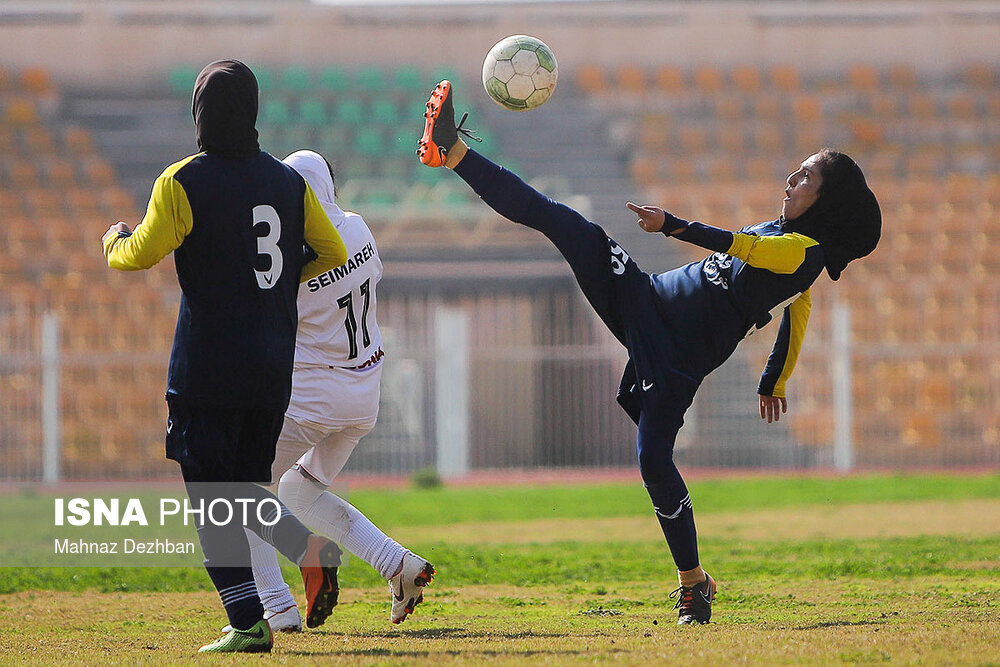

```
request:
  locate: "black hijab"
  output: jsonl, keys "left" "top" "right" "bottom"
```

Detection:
{"left": 781, "top": 149, "right": 881, "bottom": 281}
{"left": 192, "top": 59, "right": 260, "bottom": 158}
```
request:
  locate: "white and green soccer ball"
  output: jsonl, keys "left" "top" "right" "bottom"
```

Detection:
{"left": 481, "top": 35, "right": 558, "bottom": 111}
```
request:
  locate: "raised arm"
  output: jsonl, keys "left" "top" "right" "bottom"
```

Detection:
{"left": 625, "top": 202, "right": 818, "bottom": 274}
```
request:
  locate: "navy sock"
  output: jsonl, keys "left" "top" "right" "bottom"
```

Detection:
{"left": 203, "top": 562, "right": 264, "bottom": 631}
{"left": 644, "top": 480, "right": 700, "bottom": 571}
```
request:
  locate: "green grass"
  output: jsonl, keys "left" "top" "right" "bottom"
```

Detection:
{"left": 0, "top": 472, "right": 998, "bottom": 664}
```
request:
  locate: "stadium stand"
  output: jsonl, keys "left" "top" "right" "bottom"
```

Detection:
{"left": 571, "top": 61, "right": 999, "bottom": 464}
{"left": 1, "top": 58, "right": 997, "bottom": 479}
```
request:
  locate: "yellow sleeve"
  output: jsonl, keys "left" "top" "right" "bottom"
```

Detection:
{"left": 103, "top": 160, "right": 195, "bottom": 270}
{"left": 761, "top": 290, "right": 812, "bottom": 398}
{"left": 300, "top": 183, "right": 347, "bottom": 282}
{"left": 727, "top": 232, "right": 818, "bottom": 275}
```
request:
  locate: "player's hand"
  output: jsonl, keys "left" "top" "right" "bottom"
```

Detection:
{"left": 102, "top": 221, "right": 131, "bottom": 244}
{"left": 626, "top": 201, "right": 666, "bottom": 232}
{"left": 759, "top": 394, "right": 787, "bottom": 423}
{"left": 626, "top": 202, "right": 687, "bottom": 234}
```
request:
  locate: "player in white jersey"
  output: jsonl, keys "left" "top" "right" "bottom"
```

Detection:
{"left": 232, "top": 150, "right": 435, "bottom": 632}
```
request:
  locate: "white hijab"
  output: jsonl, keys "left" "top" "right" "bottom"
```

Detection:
{"left": 283, "top": 149, "right": 347, "bottom": 228}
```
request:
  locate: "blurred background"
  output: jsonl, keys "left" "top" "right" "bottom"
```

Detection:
{"left": 0, "top": 0, "right": 997, "bottom": 481}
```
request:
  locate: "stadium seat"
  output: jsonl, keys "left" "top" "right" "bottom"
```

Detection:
{"left": 575, "top": 65, "right": 608, "bottom": 95}
{"left": 280, "top": 65, "right": 312, "bottom": 92}
{"left": 167, "top": 65, "right": 200, "bottom": 95}
{"left": 615, "top": 66, "right": 646, "bottom": 94}
{"left": 392, "top": 66, "right": 425, "bottom": 94}
{"left": 298, "top": 98, "right": 328, "bottom": 126}
{"left": 847, "top": 64, "right": 880, "bottom": 92}
{"left": 355, "top": 66, "right": 386, "bottom": 93}
{"left": 259, "top": 98, "right": 292, "bottom": 126}
{"left": 730, "top": 66, "right": 761, "bottom": 93}
{"left": 693, "top": 66, "right": 724, "bottom": 94}
{"left": 334, "top": 98, "right": 365, "bottom": 125}
{"left": 653, "top": 66, "right": 685, "bottom": 94}
{"left": 20, "top": 67, "right": 54, "bottom": 94}
{"left": 769, "top": 65, "right": 801, "bottom": 91}
{"left": 317, "top": 66, "right": 350, "bottom": 94}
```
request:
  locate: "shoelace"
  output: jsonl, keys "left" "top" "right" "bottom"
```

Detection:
{"left": 456, "top": 111, "right": 483, "bottom": 143}
{"left": 668, "top": 585, "right": 696, "bottom": 611}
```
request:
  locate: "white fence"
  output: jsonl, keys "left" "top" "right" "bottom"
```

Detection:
{"left": 1, "top": 285, "right": 997, "bottom": 482}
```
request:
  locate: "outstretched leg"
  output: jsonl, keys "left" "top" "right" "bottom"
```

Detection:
{"left": 419, "top": 80, "right": 637, "bottom": 343}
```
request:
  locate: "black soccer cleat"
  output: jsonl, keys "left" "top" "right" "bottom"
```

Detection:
{"left": 669, "top": 572, "right": 717, "bottom": 625}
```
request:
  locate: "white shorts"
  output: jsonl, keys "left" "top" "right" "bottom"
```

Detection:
{"left": 285, "top": 364, "right": 382, "bottom": 425}
{"left": 270, "top": 363, "right": 382, "bottom": 487}
{"left": 270, "top": 415, "right": 375, "bottom": 487}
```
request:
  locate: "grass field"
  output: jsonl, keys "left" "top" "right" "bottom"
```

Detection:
{"left": 1, "top": 472, "right": 998, "bottom": 665}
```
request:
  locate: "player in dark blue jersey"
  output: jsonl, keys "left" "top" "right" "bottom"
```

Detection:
{"left": 103, "top": 60, "right": 348, "bottom": 653}
{"left": 417, "top": 80, "right": 880, "bottom": 625}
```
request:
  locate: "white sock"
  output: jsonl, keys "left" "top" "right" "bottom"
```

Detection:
{"left": 278, "top": 469, "right": 408, "bottom": 580}
{"left": 246, "top": 529, "right": 297, "bottom": 613}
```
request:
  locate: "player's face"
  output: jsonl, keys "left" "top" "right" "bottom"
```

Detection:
{"left": 781, "top": 153, "right": 824, "bottom": 220}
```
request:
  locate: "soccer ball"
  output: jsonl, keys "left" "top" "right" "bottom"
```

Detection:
{"left": 481, "top": 35, "right": 558, "bottom": 111}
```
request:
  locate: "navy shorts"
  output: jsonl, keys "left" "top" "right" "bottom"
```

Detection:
{"left": 165, "top": 397, "right": 285, "bottom": 483}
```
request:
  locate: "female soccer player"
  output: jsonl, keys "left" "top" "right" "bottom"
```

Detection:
{"left": 417, "top": 80, "right": 881, "bottom": 624}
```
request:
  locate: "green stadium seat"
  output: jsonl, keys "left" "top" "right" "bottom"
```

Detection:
{"left": 355, "top": 66, "right": 386, "bottom": 93}
{"left": 334, "top": 99, "right": 365, "bottom": 125}
{"left": 281, "top": 65, "right": 312, "bottom": 92}
{"left": 371, "top": 99, "right": 398, "bottom": 125}
{"left": 318, "top": 66, "right": 350, "bottom": 94}
{"left": 392, "top": 66, "right": 425, "bottom": 93}
{"left": 354, "top": 126, "right": 384, "bottom": 157}
{"left": 254, "top": 67, "right": 275, "bottom": 92}
{"left": 167, "top": 65, "right": 200, "bottom": 95}
{"left": 298, "top": 98, "right": 328, "bottom": 126}
{"left": 259, "top": 99, "right": 292, "bottom": 126}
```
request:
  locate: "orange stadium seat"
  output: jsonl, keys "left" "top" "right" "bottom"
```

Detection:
{"left": 693, "top": 66, "right": 724, "bottom": 94}
{"left": 575, "top": 65, "right": 608, "bottom": 95}
{"left": 769, "top": 65, "right": 801, "bottom": 92}
{"left": 20, "top": 67, "right": 53, "bottom": 94}
{"left": 653, "top": 66, "right": 685, "bottom": 94}
{"left": 3, "top": 97, "right": 38, "bottom": 125}
{"left": 887, "top": 63, "right": 918, "bottom": 90}
{"left": 615, "top": 66, "right": 646, "bottom": 94}
{"left": 847, "top": 64, "right": 880, "bottom": 92}
{"left": 82, "top": 157, "right": 115, "bottom": 186}
{"left": 62, "top": 126, "right": 96, "bottom": 154}
{"left": 730, "top": 66, "right": 761, "bottom": 93}
{"left": 963, "top": 62, "right": 996, "bottom": 89}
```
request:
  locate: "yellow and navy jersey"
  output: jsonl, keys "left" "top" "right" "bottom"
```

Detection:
{"left": 650, "top": 219, "right": 824, "bottom": 397}
{"left": 103, "top": 151, "right": 347, "bottom": 409}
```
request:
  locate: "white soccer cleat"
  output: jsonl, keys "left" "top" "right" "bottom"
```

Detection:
{"left": 222, "top": 605, "right": 302, "bottom": 634}
{"left": 389, "top": 551, "right": 435, "bottom": 624}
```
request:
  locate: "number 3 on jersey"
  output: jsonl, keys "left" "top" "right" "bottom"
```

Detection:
{"left": 338, "top": 278, "right": 371, "bottom": 360}
{"left": 253, "top": 205, "right": 283, "bottom": 289}
{"left": 609, "top": 240, "right": 631, "bottom": 275}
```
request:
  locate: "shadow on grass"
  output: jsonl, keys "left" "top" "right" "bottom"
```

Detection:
{"left": 306, "top": 627, "right": 572, "bottom": 640}
{"left": 795, "top": 619, "right": 884, "bottom": 630}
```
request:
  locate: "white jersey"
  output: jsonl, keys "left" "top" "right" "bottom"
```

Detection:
{"left": 282, "top": 150, "right": 384, "bottom": 426}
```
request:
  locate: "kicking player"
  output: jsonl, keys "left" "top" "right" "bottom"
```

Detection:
{"left": 221, "top": 149, "right": 434, "bottom": 634}
{"left": 102, "top": 61, "right": 348, "bottom": 653}
{"left": 416, "top": 80, "right": 881, "bottom": 624}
